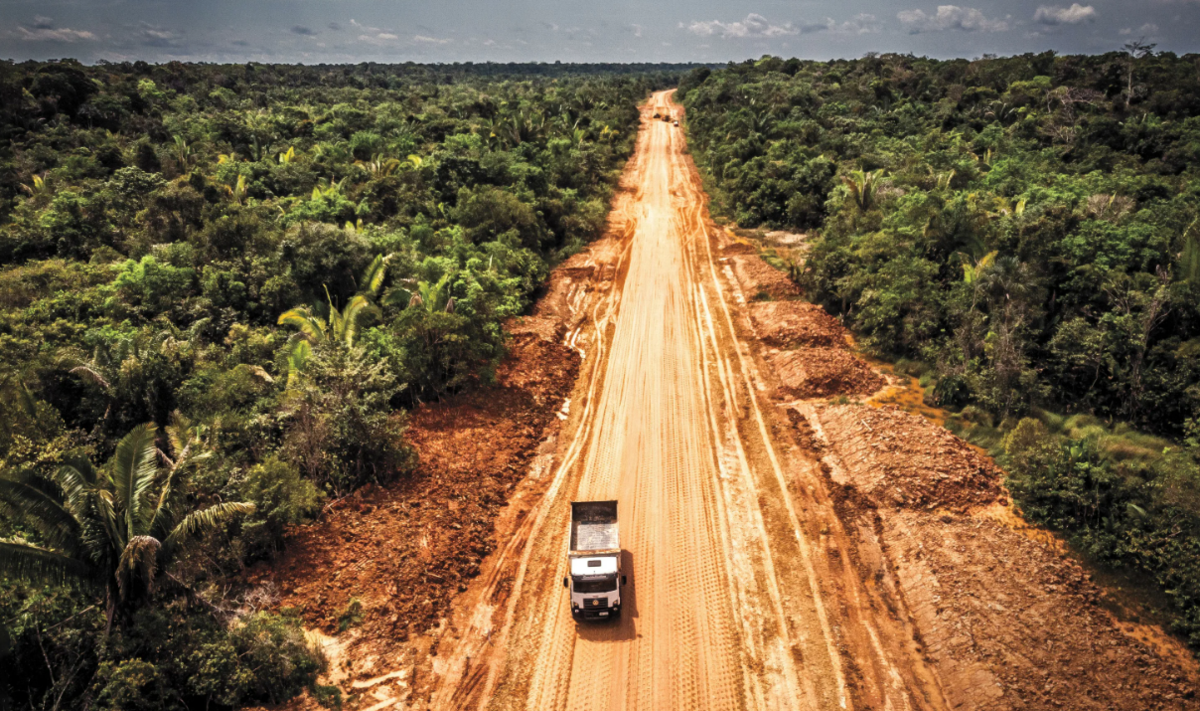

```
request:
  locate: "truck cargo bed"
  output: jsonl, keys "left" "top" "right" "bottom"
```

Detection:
{"left": 570, "top": 500, "right": 619, "bottom": 553}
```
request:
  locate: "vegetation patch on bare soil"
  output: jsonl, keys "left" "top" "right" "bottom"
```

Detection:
{"left": 766, "top": 348, "right": 884, "bottom": 399}
{"left": 750, "top": 300, "right": 847, "bottom": 349}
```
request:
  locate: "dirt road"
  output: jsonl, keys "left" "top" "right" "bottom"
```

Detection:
{"left": 272, "top": 89, "right": 1200, "bottom": 711}
{"left": 423, "top": 90, "right": 949, "bottom": 711}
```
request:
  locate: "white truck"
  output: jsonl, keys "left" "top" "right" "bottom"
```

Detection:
{"left": 563, "top": 500, "right": 626, "bottom": 621}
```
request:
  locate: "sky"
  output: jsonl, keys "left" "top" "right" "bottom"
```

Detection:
{"left": 0, "top": 0, "right": 1197, "bottom": 65}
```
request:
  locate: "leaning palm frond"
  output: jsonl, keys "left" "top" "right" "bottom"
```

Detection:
{"left": 277, "top": 305, "right": 326, "bottom": 343}
{"left": 69, "top": 365, "right": 111, "bottom": 391}
{"left": 0, "top": 473, "right": 81, "bottom": 552}
{"left": 235, "top": 364, "right": 275, "bottom": 384}
{"left": 224, "top": 174, "right": 249, "bottom": 204}
{"left": 361, "top": 254, "right": 388, "bottom": 298}
{"left": 162, "top": 502, "right": 255, "bottom": 557}
{"left": 962, "top": 250, "right": 999, "bottom": 285}
{"left": 19, "top": 173, "right": 53, "bottom": 202}
{"left": 0, "top": 540, "right": 89, "bottom": 585}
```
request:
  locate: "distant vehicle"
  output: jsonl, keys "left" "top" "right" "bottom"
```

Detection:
{"left": 673, "top": 120, "right": 679, "bottom": 127}
{"left": 652, "top": 111, "right": 661, "bottom": 119}
{"left": 662, "top": 114, "right": 672, "bottom": 122}
{"left": 563, "top": 500, "right": 626, "bottom": 621}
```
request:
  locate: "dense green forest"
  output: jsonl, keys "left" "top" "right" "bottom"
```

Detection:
{"left": 0, "top": 59, "right": 680, "bottom": 709}
{"left": 680, "top": 51, "right": 1200, "bottom": 650}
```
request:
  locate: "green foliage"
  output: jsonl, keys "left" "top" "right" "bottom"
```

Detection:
{"left": 237, "top": 456, "right": 323, "bottom": 559}
{"left": 684, "top": 53, "right": 1200, "bottom": 431}
{"left": 109, "top": 255, "right": 196, "bottom": 316}
{"left": 279, "top": 343, "right": 411, "bottom": 495}
{"left": 94, "top": 658, "right": 177, "bottom": 711}
{"left": 312, "top": 683, "right": 344, "bottom": 709}
{"left": 226, "top": 611, "right": 325, "bottom": 703}
{"left": 0, "top": 60, "right": 680, "bottom": 709}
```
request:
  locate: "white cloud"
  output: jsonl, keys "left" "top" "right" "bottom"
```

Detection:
{"left": 1120, "top": 22, "right": 1160, "bottom": 35}
{"left": 15, "top": 17, "right": 96, "bottom": 42}
{"left": 800, "top": 14, "right": 882, "bottom": 35}
{"left": 1033, "top": 4, "right": 1097, "bottom": 25}
{"left": 134, "top": 23, "right": 184, "bottom": 48}
{"left": 898, "top": 6, "right": 1009, "bottom": 33}
{"left": 413, "top": 35, "right": 451, "bottom": 44}
{"left": 686, "top": 13, "right": 797, "bottom": 39}
{"left": 351, "top": 19, "right": 403, "bottom": 45}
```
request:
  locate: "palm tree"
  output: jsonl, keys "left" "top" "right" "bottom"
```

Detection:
{"left": 0, "top": 423, "right": 253, "bottom": 633}
{"left": 224, "top": 174, "right": 249, "bottom": 205}
{"left": 278, "top": 146, "right": 298, "bottom": 165}
{"left": 172, "top": 135, "right": 194, "bottom": 172}
{"left": 277, "top": 279, "right": 382, "bottom": 386}
{"left": 385, "top": 272, "right": 456, "bottom": 314}
{"left": 356, "top": 154, "right": 400, "bottom": 178}
{"left": 842, "top": 169, "right": 884, "bottom": 212}
{"left": 20, "top": 173, "right": 53, "bottom": 204}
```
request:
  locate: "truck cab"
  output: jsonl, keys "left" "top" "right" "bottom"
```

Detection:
{"left": 563, "top": 500, "right": 627, "bottom": 621}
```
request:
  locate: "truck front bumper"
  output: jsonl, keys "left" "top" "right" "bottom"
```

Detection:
{"left": 573, "top": 603, "right": 620, "bottom": 621}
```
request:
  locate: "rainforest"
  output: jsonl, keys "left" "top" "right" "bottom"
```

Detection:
{"left": 0, "top": 60, "right": 682, "bottom": 709}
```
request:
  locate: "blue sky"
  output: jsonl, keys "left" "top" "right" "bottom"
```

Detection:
{"left": 1, "top": 0, "right": 1196, "bottom": 63}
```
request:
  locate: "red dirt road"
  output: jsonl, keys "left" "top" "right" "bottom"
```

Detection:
{"left": 426, "top": 90, "right": 944, "bottom": 711}
{"left": 289, "top": 90, "right": 1200, "bottom": 711}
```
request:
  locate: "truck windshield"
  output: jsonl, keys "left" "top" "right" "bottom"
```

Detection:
{"left": 573, "top": 574, "right": 617, "bottom": 594}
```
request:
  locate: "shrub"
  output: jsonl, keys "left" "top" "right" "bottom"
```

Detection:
{"left": 94, "top": 659, "right": 178, "bottom": 711}
{"left": 280, "top": 344, "right": 412, "bottom": 494}
{"left": 228, "top": 612, "right": 325, "bottom": 704}
{"left": 238, "top": 456, "right": 324, "bottom": 559}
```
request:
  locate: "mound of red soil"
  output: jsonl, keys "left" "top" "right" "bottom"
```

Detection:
{"left": 885, "top": 512, "right": 1199, "bottom": 710}
{"left": 750, "top": 301, "right": 847, "bottom": 349}
{"left": 817, "top": 404, "right": 1003, "bottom": 512}
{"left": 767, "top": 348, "right": 884, "bottom": 399}
{"left": 719, "top": 241, "right": 758, "bottom": 256}
{"left": 728, "top": 255, "right": 800, "bottom": 299}
{"left": 506, "top": 316, "right": 564, "bottom": 343}
{"left": 253, "top": 335, "right": 580, "bottom": 649}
